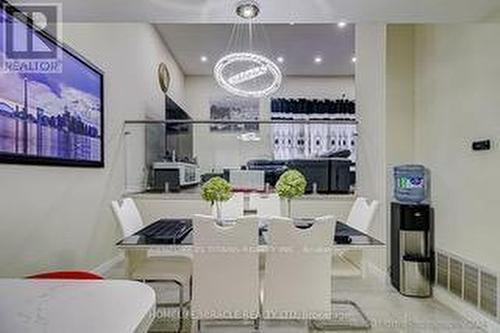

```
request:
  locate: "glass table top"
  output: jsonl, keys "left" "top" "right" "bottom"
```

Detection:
{"left": 117, "top": 218, "right": 384, "bottom": 248}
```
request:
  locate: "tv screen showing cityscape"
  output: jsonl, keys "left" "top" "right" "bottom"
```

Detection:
{"left": 0, "top": 4, "right": 104, "bottom": 167}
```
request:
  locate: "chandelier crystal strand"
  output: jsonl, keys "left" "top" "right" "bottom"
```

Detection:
{"left": 249, "top": 16, "right": 253, "bottom": 51}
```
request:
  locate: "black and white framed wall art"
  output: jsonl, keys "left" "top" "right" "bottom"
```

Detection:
{"left": 209, "top": 96, "right": 259, "bottom": 132}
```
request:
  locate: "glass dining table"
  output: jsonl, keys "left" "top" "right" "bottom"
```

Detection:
{"left": 116, "top": 217, "right": 385, "bottom": 331}
{"left": 117, "top": 218, "right": 384, "bottom": 249}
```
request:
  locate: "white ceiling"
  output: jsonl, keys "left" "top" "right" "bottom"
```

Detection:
{"left": 156, "top": 24, "right": 355, "bottom": 76}
{"left": 23, "top": 0, "right": 500, "bottom": 23}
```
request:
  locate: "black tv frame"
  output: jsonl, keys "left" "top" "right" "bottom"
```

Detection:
{"left": 0, "top": 0, "right": 105, "bottom": 168}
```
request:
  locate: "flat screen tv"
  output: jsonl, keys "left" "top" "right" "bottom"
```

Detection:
{"left": 0, "top": 2, "right": 104, "bottom": 167}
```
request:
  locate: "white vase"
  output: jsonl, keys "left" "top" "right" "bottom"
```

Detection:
{"left": 287, "top": 198, "right": 292, "bottom": 218}
{"left": 215, "top": 201, "right": 223, "bottom": 225}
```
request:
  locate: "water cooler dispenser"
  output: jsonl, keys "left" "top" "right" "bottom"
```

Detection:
{"left": 390, "top": 203, "right": 432, "bottom": 297}
{"left": 390, "top": 165, "right": 432, "bottom": 297}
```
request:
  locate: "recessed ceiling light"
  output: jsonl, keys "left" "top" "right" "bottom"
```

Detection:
{"left": 337, "top": 21, "right": 347, "bottom": 28}
{"left": 289, "top": 22, "right": 295, "bottom": 26}
{"left": 236, "top": 1, "right": 260, "bottom": 19}
{"left": 277, "top": 56, "right": 284, "bottom": 63}
{"left": 200, "top": 56, "right": 208, "bottom": 62}
{"left": 351, "top": 56, "right": 357, "bottom": 63}
{"left": 314, "top": 56, "right": 323, "bottom": 64}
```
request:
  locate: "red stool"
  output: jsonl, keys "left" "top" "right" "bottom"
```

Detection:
{"left": 27, "top": 270, "right": 104, "bottom": 280}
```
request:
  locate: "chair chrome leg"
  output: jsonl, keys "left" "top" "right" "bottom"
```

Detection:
{"left": 253, "top": 317, "right": 260, "bottom": 331}
{"left": 171, "top": 280, "right": 184, "bottom": 333}
{"left": 141, "top": 279, "right": 187, "bottom": 333}
{"left": 309, "top": 299, "right": 371, "bottom": 331}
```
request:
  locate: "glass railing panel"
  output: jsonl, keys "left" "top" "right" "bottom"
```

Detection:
{"left": 123, "top": 120, "right": 357, "bottom": 196}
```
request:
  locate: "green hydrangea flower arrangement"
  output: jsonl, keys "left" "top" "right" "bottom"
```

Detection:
{"left": 201, "top": 176, "right": 233, "bottom": 221}
{"left": 275, "top": 169, "right": 307, "bottom": 217}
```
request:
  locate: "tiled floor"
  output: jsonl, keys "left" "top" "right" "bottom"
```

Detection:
{"left": 107, "top": 257, "right": 483, "bottom": 333}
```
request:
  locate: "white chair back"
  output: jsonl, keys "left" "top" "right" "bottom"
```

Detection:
{"left": 111, "top": 198, "right": 144, "bottom": 237}
{"left": 250, "top": 193, "right": 281, "bottom": 217}
{"left": 263, "top": 216, "right": 335, "bottom": 320}
{"left": 192, "top": 214, "right": 259, "bottom": 320}
{"left": 211, "top": 192, "right": 244, "bottom": 220}
{"left": 346, "top": 197, "right": 379, "bottom": 233}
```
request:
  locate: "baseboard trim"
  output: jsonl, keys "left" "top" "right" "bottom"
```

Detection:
{"left": 92, "top": 254, "right": 124, "bottom": 277}
{"left": 434, "top": 285, "right": 500, "bottom": 332}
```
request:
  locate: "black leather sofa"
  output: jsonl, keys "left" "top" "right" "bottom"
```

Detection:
{"left": 246, "top": 158, "right": 353, "bottom": 194}
{"left": 286, "top": 159, "right": 330, "bottom": 193}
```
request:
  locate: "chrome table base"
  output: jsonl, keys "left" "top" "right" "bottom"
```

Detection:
{"left": 310, "top": 299, "right": 371, "bottom": 331}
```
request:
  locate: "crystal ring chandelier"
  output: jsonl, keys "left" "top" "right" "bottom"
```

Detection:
{"left": 213, "top": 1, "right": 282, "bottom": 98}
{"left": 214, "top": 52, "right": 282, "bottom": 98}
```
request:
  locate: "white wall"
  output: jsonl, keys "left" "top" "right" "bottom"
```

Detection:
{"left": 362, "top": 23, "right": 500, "bottom": 277}
{"left": 355, "top": 24, "right": 388, "bottom": 270}
{"left": 384, "top": 25, "right": 417, "bottom": 271}
{"left": 184, "top": 76, "right": 272, "bottom": 173}
{"left": 272, "top": 76, "right": 355, "bottom": 100}
{"left": 0, "top": 23, "right": 185, "bottom": 277}
{"left": 386, "top": 25, "right": 415, "bottom": 167}
{"left": 184, "top": 75, "right": 355, "bottom": 173}
{"left": 414, "top": 24, "right": 500, "bottom": 272}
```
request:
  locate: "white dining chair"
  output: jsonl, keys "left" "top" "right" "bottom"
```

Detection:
{"left": 111, "top": 197, "right": 144, "bottom": 238}
{"left": 251, "top": 193, "right": 282, "bottom": 271}
{"left": 345, "top": 197, "right": 379, "bottom": 234}
{"left": 250, "top": 193, "right": 281, "bottom": 217}
{"left": 334, "top": 197, "right": 379, "bottom": 280}
{"left": 192, "top": 214, "right": 260, "bottom": 331}
{"left": 211, "top": 192, "right": 244, "bottom": 220}
{"left": 263, "top": 216, "right": 335, "bottom": 321}
{"left": 111, "top": 198, "right": 192, "bottom": 332}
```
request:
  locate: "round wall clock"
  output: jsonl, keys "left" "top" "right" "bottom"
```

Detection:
{"left": 158, "top": 62, "right": 170, "bottom": 94}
